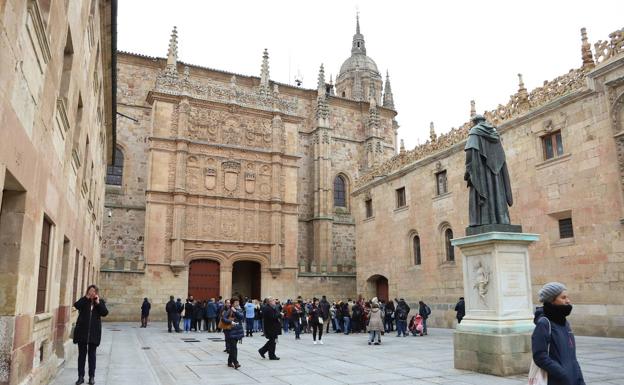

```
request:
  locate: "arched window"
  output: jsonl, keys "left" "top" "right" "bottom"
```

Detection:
{"left": 334, "top": 175, "right": 346, "bottom": 207}
{"left": 106, "top": 146, "right": 124, "bottom": 186}
{"left": 413, "top": 235, "right": 421, "bottom": 265}
{"left": 445, "top": 228, "right": 454, "bottom": 262}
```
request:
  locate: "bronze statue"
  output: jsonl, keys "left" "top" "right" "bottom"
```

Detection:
{"left": 464, "top": 115, "right": 520, "bottom": 235}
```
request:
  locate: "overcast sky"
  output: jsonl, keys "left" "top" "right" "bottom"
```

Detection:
{"left": 118, "top": 0, "right": 623, "bottom": 149}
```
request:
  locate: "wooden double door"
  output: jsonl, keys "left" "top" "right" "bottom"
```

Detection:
{"left": 188, "top": 260, "right": 220, "bottom": 300}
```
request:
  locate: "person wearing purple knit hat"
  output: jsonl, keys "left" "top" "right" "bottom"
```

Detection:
{"left": 531, "top": 282, "right": 585, "bottom": 385}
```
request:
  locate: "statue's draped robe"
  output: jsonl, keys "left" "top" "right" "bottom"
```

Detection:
{"left": 464, "top": 122, "right": 513, "bottom": 227}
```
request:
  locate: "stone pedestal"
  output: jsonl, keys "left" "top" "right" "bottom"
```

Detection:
{"left": 451, "top": 231, "right": 539, "bottom": 376}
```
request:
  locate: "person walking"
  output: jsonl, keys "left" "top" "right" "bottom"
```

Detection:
{"left": 244, "top": 299, "right": 255, "bottom": 337}
{"left": 258, "top": 297, "right": 281, "bottom": 360}
{"left": 206, "top": 298, "right": 217, "bottom": 332}
{"left": 165, "top": 296, "right": 180, "bottom": 333}
{"left": 73, "top": 285, "right": 108, "bottom": 385}
{"left": 367, "top": 297, "right": 384, "bottom": 345}
{"left": 309, "top": 298, "right": 324, "bottom": 344}
{"left": 454, "top": 297, "right": 465, "bottom": 324}
{"left": 140, "top": 297, "right": 151, "bottom": 328}
{"left": 183, "top": 298, "right": 194, "bottom": 332}
{"left": 292, "top": 300, "right": 304, "bottom": 340}
{"left": 222, "top": 299, "right": 244, "bottom": 369}
{"left": 531, "top": 282, "right": 585, "bottom": 385}
{"left": 395, "top": 298, "right": 410, "bottom": 337}
{"left": 418, "top": 300, "right": 431, "bottom": 335}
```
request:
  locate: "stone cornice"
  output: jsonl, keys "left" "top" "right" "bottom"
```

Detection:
{"left": 145, "top": 190, "right": 299, "bottom": 210}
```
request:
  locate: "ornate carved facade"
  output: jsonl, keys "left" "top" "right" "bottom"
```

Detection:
{"left": 101, "top": 17, "right": 398, "bottom": 320}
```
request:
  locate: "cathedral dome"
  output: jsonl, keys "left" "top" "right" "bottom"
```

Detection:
{"left": 338, "top": 54, "right": 380, "bottom": 78}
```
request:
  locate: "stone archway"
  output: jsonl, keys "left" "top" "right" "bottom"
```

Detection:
{"left": 367, "top": 274, "right": 389, "bottom": 302}
{"left": 188, "top": 259, "right": 220, "bottom": 301}
{"left": 231, "top": 261, "right": 261, "bottom": 300}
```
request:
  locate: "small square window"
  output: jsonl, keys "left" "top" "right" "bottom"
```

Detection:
{"left": 558, "top": 218, "right": 574, "bottom": 239}
{"left": 542, "top": 131, "right": 564, "bottom": 160}
{"left": 365, "top": 199, "right": 373, "bottom": 219}
{"left": 436, "top": 171, "right": 448, "bottom": 195}
{"left": 396, "top": 187, "right": 406, "bottom": 208}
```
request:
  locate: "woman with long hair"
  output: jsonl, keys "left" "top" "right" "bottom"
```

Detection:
{"left": 221, "top": 298, "right": 244, "bottom": 369}
{"left": 73, "top": 285, "right": 108, "bottom": 385}
{"left": 309, "top": 298, "right": 324, "bottom": 344}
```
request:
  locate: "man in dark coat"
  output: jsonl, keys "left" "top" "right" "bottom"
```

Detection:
{"left": 418, "top": 301, "right": 431, "bottom": 335}
{"left": 464, "top": 114, "right": 513, "bottom": 227}
{"left": 395, "top": 298, "right": 410, "bottom": 337}
{"left": 258, "top": 297, "right": 282, "bottom": 360}
{"left": 140, "top": 297, "right": 151, "bottom": 328}
{"left": 165, "top": 296, "right": 180, "bottom": 333}
{"left": 454, "top": 297, "right": 465, "bottom": 324}
{"left": 73, "top": 285, "right": 108, "bottom": 385}
{"left": 319, "top": 295, "right": 331, "bottom": 333}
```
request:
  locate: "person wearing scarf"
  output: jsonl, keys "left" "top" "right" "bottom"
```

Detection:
{"left": 532, "top": 282, "right": 585, "bottom": 385}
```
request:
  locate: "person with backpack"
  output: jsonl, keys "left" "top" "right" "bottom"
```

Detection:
{"left": 531, "top": 282, "right": 585, "bottom": 385}
{"left": 183, "top": 298, "right": 194, "bottom": 332}
{"left": 175, "top": 298, "right": 183, "bottom": 331}
{"left": 206, "top": 298, "right": 217, "bottom": 332}
{"left": 383, "top": 299, "right": 395, "bottom": 332}
{"left": 418, "top": 301, "right": 431, "bottom": 335}
{"left": 395, "top": 298, "right": 410, "bottom": 337}
{"left": 140, "top": 297, "right": 151, "bottom": 328}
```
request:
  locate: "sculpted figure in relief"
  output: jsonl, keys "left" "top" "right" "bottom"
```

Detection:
{"left": 473, "top": 259, "right": 490, "bottom": 306}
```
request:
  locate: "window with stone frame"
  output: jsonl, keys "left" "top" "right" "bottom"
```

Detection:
{"left": 396, "top": 187, "right": 406, "bottom": 208}
{"left": 413, "top": 235, "right": 421, "bottom": 265}
{"left": 436, "top": 170, "right": 448, "bottom": 195}
{"left": 36, "top": 216, "right": 53, "bottom": 313}
{"left": 106, "top": 146, "right": 124, "bottom": 186}
{"left": 365, "top": 198, "right": 373, "bottom": 219}
{"left": 542, "top": 130, "right": 564, "bottom": 160}
{"left": 333, "top": 175, "right": 346, "bottom": 207}
{"left": 558, "top": 217, "right": 574, "bottom": 239}
{"left": 445, "top": 228, "right": 455, "bottom": 262}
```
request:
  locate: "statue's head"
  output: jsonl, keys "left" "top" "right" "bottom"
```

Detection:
{"left": 471, "top": 114, "right": 486, "bottom": 125}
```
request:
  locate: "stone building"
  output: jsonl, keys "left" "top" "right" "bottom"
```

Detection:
{"left": 0, "top": 0, "right": 115, "bottom": 384}
{"left": 353, "top": 27, "right": 624, "bottom": 337}
{"left": 100, "top": 18, "right": 398, "bottom": 320}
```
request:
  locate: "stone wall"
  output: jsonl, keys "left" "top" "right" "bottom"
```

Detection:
{"left": 354, "top": 51, "right": 624, "bottom": 337}
{"left": 0, "top": 1, "right": 114, "bottom": 384}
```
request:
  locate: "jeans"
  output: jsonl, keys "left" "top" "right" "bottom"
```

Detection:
{"left": 396, "top": 320, "right": 407, "bottom": 336}
{"left": 312, "top": 323, "right": 323, "bottom": 341}
{"left": 384, "top": 317, "right": 394, "bottom": 332}
{"left": 293, "top": 319, "right": 301, "bottom": 338}
{"left": 368, "top": 330, "right": 381, "bottom": 343}
{"left": 254, "top": 319, "right": 261, "bottom": 331}
{"left": 282, "top": 318, "right": 290, "bottom": 333}
{"left": 226, "top": 338, "right": 238, "bottom": 365}
{"left": 184, "top": 318, "right": 192, "bottom": 331}
{"left": 77, "top": 343, "right": 97, "bottom": 378}
{"left": 342, "top": 316, "right": 351, "bottom": 334}
{"left": 246, "top": 318, "right": 254, "bottom": 336}
{"left": 332, "top": 318, "right": 339, "bottom": 332}
{"left": 207, "top": 317, "right": 216, "bottom": 332}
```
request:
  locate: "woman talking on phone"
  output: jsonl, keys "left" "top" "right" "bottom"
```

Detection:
{"left": 73, "top": 285, "right": 108, "bottom": 385}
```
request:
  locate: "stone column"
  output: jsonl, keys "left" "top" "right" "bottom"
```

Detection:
{"left": 220, "top": 265, "right": 232, "bottom": 300}
{"left": 451, "top": 231, "right": 539, "bottom": 376}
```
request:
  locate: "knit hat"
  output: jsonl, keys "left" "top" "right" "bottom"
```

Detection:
{"left": 371, "top": 297, "right": 379, "bottom": 304}
{"left": 538, "top": 282, "right": 567, "bottom": 303}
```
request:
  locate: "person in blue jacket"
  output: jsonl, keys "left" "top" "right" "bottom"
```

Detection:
{"left": 532, "top": 282, "right": 585, "bottom": 385}
{"left": 222, "top": 298, "right": 245, "bottom": 369}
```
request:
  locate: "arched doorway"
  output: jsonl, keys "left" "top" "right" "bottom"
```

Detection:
{"left": 232, "top": 261, "right": 261, "bottom": 300}
{"left": 188, "top": 259, "right": 220, "bottom": 301}
{"left": 367, "top": 275, "right": 389, "bottom": 302}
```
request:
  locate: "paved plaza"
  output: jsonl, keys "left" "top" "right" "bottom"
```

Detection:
{"left": 50, "top": 322, "right": 624, "bottom": 385}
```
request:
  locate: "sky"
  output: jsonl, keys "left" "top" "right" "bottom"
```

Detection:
{"left": 117, "top": 0, "right": 623, "bottom": 149}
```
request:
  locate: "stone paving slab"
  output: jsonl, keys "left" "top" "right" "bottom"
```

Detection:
{"left": 50, "top": 322, "right": 624, "bottom": 385}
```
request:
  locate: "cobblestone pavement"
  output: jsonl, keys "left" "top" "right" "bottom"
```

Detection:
{"left": 51, "top": 322, "right": 624, "bottom": 385}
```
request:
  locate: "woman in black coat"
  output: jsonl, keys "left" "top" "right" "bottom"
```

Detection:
{"left": 73, "top": 285, "right": 108, "bottom": 385}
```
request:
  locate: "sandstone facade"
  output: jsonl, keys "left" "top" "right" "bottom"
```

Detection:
{"left": 0, "top": 1, "right": 115, "bottom": 384}
{"left": 353, "top": 27, "right": 624, "bottom": 337}
{"left": 101, "top": 21, "right": 398, "bottom": 320}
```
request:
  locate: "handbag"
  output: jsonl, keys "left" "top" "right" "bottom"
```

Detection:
{"left": 218, "top": 312, "right": 235, "bottom": 331}
{"left": 528, "top": 318, "right": 551, "bottom": 385}
{"left": 318, "top": 316, "right": 324, "bottom": 324}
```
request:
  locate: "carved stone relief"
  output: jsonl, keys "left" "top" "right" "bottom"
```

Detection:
{"left": 473, "top": 259, "right": 491, "bottom": 307}
{"left": 222, "top": 161, "right": 241, "bottom": 196}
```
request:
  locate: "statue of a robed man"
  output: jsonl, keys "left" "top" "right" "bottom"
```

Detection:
{"left": 464, "top": 115, "right": 520, "bottom": 235}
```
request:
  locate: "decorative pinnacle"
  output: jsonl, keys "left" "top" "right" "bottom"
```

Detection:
{"left": 517, "top": 73, "right": 525, "bottom": 90}
{"left": 356, "top": 11, "right": 360, "bottom": 34}
{"left": 580, "top": 27, "right": 595, "bottom": 69}
{"left": 400, "top": 139, "right": 405, "bottom": 154}
{"left": 317, "top": 64, "right": 326, "bottom": 93}
{"left": 260, "top": 49, "right": 270, "bottom": 89}
{"left": 429, "top": 122, "right": 437, "bottom": 142}
{"left": 470, "top": 100, "right": 476, "bottom": 117}
{"left": 383, "top": 70, "right": 395, "bottom": 109}
{"left": 166, "top": 26, "right": 178, "bottom": 69}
